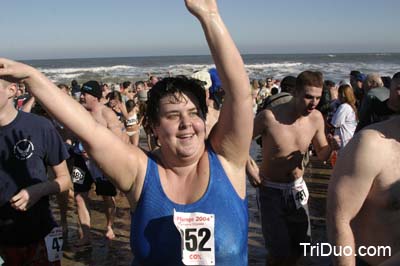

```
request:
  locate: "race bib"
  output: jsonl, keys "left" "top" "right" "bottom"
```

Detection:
{"left": 71, "top": 166, "right": 85, "bottom": 184}
{"left": 44, "top": 227, "right": 63, "bottom": 262}
{"left": 292, "top": 181, "right": 309, "bottom": 209}
{"left": 173, "top": 209, "right": 215, "bottom": 265}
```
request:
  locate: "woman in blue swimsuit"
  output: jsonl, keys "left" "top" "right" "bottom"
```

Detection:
{"left": 0, "top": 1, "right": 253, "bottom": 265}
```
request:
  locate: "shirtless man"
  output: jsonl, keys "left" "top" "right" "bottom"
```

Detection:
{"left": 248, "top": 71, "right": 333, "bottom": 266}
{"left": 73, "top": 80, "right": 127, "bottom": 244}
{"left": 327, "top": 72, "right": 400, "bottom": 266}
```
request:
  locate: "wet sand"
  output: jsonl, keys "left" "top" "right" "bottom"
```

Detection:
{"left": 52, "top": 141, "right": 332, "bottom": 265}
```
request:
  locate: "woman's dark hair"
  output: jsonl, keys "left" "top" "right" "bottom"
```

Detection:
{"left": 146, "top": 76, "right": 208, "bottom": 127}
{"left": 126, "top": 99, "right": 136, "bottom": 113}
{"left": 107, "top": 90, "right": 122, "bottom": 102}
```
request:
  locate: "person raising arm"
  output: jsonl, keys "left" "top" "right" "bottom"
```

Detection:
{"left": 0, "top": 0, "right": 252, "bottom": 265}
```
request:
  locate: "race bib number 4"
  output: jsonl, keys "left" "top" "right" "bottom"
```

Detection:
{"left": 292, "top": 181, "right": 309, "bottom": 209}
{"left": 44, "top": 226, "right": 63, "bottom": 262}
{"left": 173, "top": 209, "right": 215, "bottom": 265}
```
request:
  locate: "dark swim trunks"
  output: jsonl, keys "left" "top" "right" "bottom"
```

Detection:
{"left": 258, "top": 178, "right": 311, "bottom": 258}
{"left": 356, "top": 256, "right": 371, "bottom": 266}
{"left": 71, "top": 154, "right": 117, "bottom": 196}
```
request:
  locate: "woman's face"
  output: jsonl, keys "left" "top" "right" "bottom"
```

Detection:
{"left": 109, "top": 98, "right": 118, "bottom": 108}
{"left": 153, "top": 92, "right": 206, "bottom": 161}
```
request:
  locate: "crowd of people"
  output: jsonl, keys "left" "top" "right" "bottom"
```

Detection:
{"left": 1, "top": 1, "right": 400, "bottom": 266}
{"left": 246, "top": 70, "right": 400, "bottom": 266}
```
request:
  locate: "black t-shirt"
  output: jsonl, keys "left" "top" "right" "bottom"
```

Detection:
{"left": 0, "top": 111, "right": 69, "bottom": 245}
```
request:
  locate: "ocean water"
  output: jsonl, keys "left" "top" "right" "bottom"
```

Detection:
{"left": 22, "top": 53, "right": 400, "bottom": 85}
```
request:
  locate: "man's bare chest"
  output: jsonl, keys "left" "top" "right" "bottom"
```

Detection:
{"left": 265, "top": 121, "right": 316, "bottom": 154}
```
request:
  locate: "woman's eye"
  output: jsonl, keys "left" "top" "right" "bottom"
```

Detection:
{"left": 167, "top": 114, "right": 179, "bottom": 120}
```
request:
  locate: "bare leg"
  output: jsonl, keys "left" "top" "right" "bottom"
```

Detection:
{"left": 132, "top": 132, "right": 140, "bottom": 147}
{"left": 103, "top": 195, "right": 116, "bottom": 240}
{"left": 74, "top": 192, "right": 91, "bottom": 245}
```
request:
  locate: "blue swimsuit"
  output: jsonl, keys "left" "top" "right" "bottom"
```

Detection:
{"left": 130, "top": 145, "right": 248, "bottom": 265}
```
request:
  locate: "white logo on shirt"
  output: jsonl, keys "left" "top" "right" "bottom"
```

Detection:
{"left": 13, "top": 139, "right": 35, "bottom": 160}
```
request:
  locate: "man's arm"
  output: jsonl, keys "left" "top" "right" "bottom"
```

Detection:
{"left": 312, "top": 111, "right": 333, "bottom": 161}
{"left": 246, "top": 157, "right": 261, "bottom": 187}
{"left": 246, "top": 110, "right": 270, "bottom": 187}
{"left": 327, "top": 130, "right": 383, "bottom": 266}
{"left": 10, "top": 161, "right": 72, "bottom": 211}
{"left": 253, "top": 109, "right": 269, "bottom": 139}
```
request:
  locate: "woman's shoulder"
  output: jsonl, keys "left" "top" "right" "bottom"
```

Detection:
{"left": 339, "top": 103, "right": 354, "bottom": 112}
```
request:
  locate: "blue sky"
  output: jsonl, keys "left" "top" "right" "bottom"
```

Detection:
{"left": 2, "top": 0, "right": 400, "bottom": 60}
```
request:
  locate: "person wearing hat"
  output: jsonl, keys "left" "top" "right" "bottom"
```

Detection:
{"left": 191, "top": 69, "right": 220, "bottom": 137}
{"left": 73, "top": 80, "right": 128, "bottom": 245}
{"left": 356, "top": 73, "right": 394, "bottom": 132}
{"left": 353, "top": 73, "right": 366, "bottom": 107}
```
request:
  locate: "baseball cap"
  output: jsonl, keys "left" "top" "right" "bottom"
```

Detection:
{"left": 81, "top": 80, "right": 102, "bottom": 99}
{"left": 356, "top": 73, "right": 367, "bottom": 82}
{"left": 191, "top": 69, "right": 212, "bottom": 91}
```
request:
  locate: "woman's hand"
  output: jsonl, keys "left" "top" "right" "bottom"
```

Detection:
{"left": 0, "top": 58, "right": 37, "bottom": 83}
{"left": 184, "top": 0, "right": 219, "bottom": 21}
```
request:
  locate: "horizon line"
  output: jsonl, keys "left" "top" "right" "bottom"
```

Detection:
{"left": 20, "top": 51, "right": 400, "bottom": 62}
